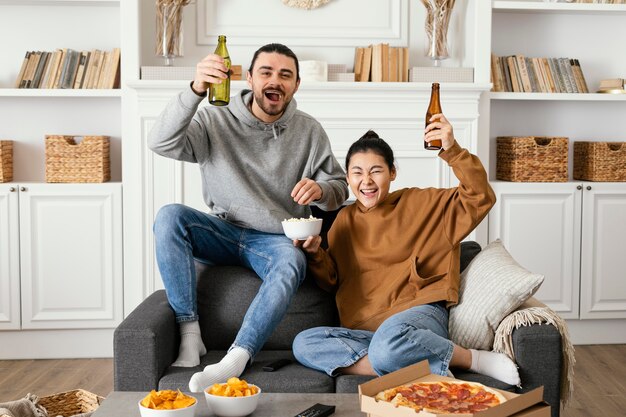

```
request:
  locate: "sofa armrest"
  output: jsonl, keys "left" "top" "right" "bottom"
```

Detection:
{"left": 114, "top": 290, "right": 178, "bottom": 391}
{"left": 512, "top": 323, "right": 562, "bottom": 417}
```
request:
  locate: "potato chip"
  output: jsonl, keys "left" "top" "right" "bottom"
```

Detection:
{"left": 140, "top": 389, "right": 196, "bottom": 410}
{"left": 206, "top": 377, "right": 259, "bottom": 397}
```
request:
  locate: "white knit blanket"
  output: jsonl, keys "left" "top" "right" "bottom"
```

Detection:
{"left": 493, "top": 298, "right": 575, "bottom": 408}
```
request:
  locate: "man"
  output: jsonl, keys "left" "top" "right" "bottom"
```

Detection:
{"left": 148, "top": 43, "right": 348, "bottom": 392}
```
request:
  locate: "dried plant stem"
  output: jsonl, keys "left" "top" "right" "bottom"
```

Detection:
{"left": 155, "top": 0, "right": 191, "bottom": 59}
{"left": 421, "top": 0, "right": 456, "bottom": 61}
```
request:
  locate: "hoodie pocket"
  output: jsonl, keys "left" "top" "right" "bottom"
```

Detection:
{"left": 411, "top": 256, "right": 446, "bottom": 289}
{"left": 226, "top": 203, "right": 283, "bottom": 233}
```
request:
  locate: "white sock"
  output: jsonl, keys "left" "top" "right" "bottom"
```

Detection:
{"left": 172, "top": 321, "right": 207, "bottom": 368}
{"left": 188, "top": 347, "right": 250, "bottom": 392}
{"left": 469, "top": 349, "right": 520, "bottom": 386}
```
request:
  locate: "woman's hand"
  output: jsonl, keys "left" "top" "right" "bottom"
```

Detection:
{"left": 425, "top": 113, "right": 456, "bottom": 150}
{"left": 293, "top": 235, "right": 322, "bottom": 254}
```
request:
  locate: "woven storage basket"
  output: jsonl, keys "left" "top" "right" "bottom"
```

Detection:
{"left": 574, "top": 141, "right": 626, "bottom": 182}
{"left": 45, "top": 135, "right": 110, "bottom": 183}
{"left": 0, "top": 140, "right": 13, "bottom": 183}
{"left": 496, "top": 136, "right": 568, "bottom": 182}
{"left": 38, "top": 389, "right": 104, "bottom": 417}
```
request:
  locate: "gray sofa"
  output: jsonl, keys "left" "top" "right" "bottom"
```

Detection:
{"left": 114, "top": 211, "right": 563, "bottom": 417}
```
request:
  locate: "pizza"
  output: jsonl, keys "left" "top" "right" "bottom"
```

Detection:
{"left": 375, "top": 380, "right": 506, "bottom": 414}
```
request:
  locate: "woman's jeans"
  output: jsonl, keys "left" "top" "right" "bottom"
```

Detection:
{"left": 293, "top": 303, "right": 453, "bottom": 376}
{"left": 153, "top": 204, "right": 307, "bottom": 358}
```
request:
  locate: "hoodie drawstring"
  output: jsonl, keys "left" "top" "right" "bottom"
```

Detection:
{"left": 271, "top": 122, "right": 288, "bottom": 140}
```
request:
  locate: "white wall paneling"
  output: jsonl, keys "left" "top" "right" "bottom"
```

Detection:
{"left": 197, "top": 0, "right": 408, "bottom": 47}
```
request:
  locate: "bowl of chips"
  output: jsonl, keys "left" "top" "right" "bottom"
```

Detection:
{"left": 281, "top": 216, "right": 322, "bottom": 240}
{"left": 204, "top": 377, "right": 261, "bottom": 417}
{"left": 138, "top": 390, "right": 197, "bottom": 417}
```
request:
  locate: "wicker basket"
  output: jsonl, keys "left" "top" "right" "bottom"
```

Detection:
{"left": 574, "top": 141, "right": 626, "bottom": 182}
{"left": 496, "top": 136, "right": 569, "bottom": 182}
{"left": 38, "top": 389, "right": 104, "bottom": 417}
{"left": 45, "top": 135, "right": 110, "bottom": 183}
{"left": 0, "top": 140, "right": 13, "bottom": 183}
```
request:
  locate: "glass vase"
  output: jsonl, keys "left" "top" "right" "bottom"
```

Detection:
{"left": 421, "top": 0, "right": 456, "bottom": 66}
{"left": 155, "top": 0, "right": 191, "bottom": 66}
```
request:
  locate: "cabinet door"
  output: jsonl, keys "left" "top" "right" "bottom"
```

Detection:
{"left": 488, "top": 182, "right": 582, "bottom": 319}
{"left": 0, "top": 185, "right": 20, "bottom": 330}
{"left": 580, "top": 184, "right": 626, "bottom": 319}
{"left": 18, "top": 183, "right": 123, "bottom": 329}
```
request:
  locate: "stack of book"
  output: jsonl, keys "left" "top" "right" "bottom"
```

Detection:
{"left": 597, "top": 78, "right": 625, "bottom": 93}
{"left": 490, "top": 54, "right": 589, "bottom": 93}
{"left": 354, "top": 44, "right": 409, "bottom": 82}
{"left": 14, "top": 48, "right": 121, "bottom": 89}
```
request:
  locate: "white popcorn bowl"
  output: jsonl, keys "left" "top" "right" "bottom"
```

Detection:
{"left": 281, "top": 218, "right": 323, "bottom": 240}
{"left": 203, "top": 386, "right": 261, "bottom": 417}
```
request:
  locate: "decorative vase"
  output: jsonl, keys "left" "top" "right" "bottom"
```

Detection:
{"left": 155, "top": 0, "right": 191, "bottom": 66}
{"left": 421, "top": 0, "right": 456, "bottom": 66}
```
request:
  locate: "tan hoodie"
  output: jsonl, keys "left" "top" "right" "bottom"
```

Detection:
{"left": 307, "top": 142, "right": 495, "bottom": 331}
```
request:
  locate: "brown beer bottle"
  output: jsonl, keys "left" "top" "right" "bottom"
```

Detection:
{"left": 209, "top": 35, "right": 231, "bottom": 106}
{"left": 424, "top": 82, "right": 442, "bottom": 150}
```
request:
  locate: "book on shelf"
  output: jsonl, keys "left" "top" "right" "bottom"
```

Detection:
{"left": 13, "top": 47, "right": 121, "bottom": 89}
{"left": 491, "top": 54, "right": 589, "bottom": 94}
{"left": 515, "top": 55, "right": 533, "bottom": 93}
{"left": 14, "top": 51, "right": 31, "bottom": 88}
{"left": 354, "top": 47, "right": 364, "bottom": 81}
{"left": 598, "top": 78, "right": 624, "bottom": 89}
{"left": 354, "top": 44, "right": 408, "bottom": 83}
{"left": 389, "top": 47, "right": 398, "bottom": 82}
{"left": 371, "top": 44, "right": 383, "bottom": 82}
{"left": 73, "top": 51, "right": 90, "bottom": 89}
{"left": 361, "top": 46, "right": 372, "bottom": 82}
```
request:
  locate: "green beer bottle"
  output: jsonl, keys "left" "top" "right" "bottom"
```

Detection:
{"left": 209, "top": 35, "right": 231, "bottom": 106}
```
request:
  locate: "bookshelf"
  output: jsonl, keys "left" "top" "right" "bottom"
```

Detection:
{"left": 0, "top": 0, "right": 124, "bottom": 358}
{"left": 486, "top": 1, "right": 626, "bottom": 338}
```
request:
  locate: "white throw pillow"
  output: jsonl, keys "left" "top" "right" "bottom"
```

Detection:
{"left": 449, "top": 239, "right": 544, "bottom": 350}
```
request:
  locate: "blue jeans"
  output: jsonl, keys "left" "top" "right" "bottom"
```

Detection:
{"left": 293, "top": 303, "right": 453, "bottom": 376}
{"left": 153, "top": 204, "right": 307, "bottom": 358}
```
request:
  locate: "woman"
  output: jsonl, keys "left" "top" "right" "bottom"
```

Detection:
{"left": 292, "top": 114, "right": 520, "bottom": 385}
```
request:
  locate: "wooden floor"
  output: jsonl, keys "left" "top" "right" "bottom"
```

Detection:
{"left": 0, "top": 345, "right": 624, "bottom": 416}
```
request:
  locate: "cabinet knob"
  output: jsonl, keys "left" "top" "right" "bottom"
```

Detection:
{"left": 586, "top": 186, "right": 592, "bottom": 191}
{"left": 576, "top": 185, "right": 582, "bottom": 190}
{"left": 9, "top": 187, "right": 16, "bottom": 192}
{"left": 20, "top": 186, "right": 27, "bottom": 192}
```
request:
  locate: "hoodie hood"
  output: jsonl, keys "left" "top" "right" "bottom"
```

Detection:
{"left": 230, "top": 89, "right": 296, "bottom": 139}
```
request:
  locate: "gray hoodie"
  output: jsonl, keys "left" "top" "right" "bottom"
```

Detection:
{"left": 148, "top": 86, "right": 349, "bottom": 234}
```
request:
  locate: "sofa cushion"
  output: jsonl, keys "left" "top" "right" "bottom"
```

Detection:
{"left": 196, "top": 264, "right": 338, "bottom": 351}
{"left": 159, "top": 350, "right": 334, "bottom": 393}
{"left": 449, "top": 239, "right": 544, "bottom": 350}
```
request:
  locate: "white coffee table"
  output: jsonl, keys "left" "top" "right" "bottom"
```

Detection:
{"left": 93, "top": 391, "right": 363, "bottom": 417}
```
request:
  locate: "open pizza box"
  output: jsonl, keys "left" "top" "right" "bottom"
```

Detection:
{"left": 359, "top": 360, "right": 550, "bottom": 417}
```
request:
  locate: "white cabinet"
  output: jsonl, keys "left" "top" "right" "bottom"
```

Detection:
{"left": 484, "top": 2, "right": 626, "bottom": 343}
{"left": 489, "top": 182, "right": 626, "bottom": 322}
{"left": 0, "top": 183, "right": 123, "bottom": 331}
{"left": 0, "top": 184, "right": 20, "bottom": 330}
{"left": 579, "top": 184, "right": 626, "bottom": 320}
